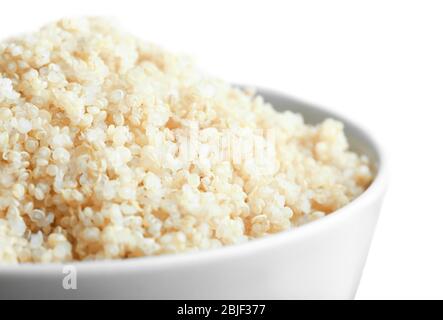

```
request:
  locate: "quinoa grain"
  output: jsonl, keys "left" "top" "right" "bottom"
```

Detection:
{"left": 0, "top": 18, "right": 373, "bottom": 263}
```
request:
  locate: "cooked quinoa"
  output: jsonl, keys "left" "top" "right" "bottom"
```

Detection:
{"left": 0, "top": 18, "right": 372, "bottom": 263}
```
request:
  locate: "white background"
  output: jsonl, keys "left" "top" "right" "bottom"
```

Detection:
{"left": 1, "top": 0, "right": 442, "bottom": 299}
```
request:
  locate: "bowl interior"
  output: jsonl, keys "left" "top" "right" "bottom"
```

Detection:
{"left": 0, "top": 88, "right": 384, "bottom": 271}
{"left": 261, "top": 88, "right": 380, "bottom": 172}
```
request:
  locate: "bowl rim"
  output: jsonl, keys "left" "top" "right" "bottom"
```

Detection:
{"left": 0, "top": 87, "right": 388, "bottom": 274}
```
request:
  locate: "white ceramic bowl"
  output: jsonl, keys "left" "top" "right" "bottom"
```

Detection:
{"left": 0, "top": 88, "right": 387, "bottom": 300}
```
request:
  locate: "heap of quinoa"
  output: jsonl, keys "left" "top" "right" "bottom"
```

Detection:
{"left": 0, "top": 18, "right": 372, "bottom": 263}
